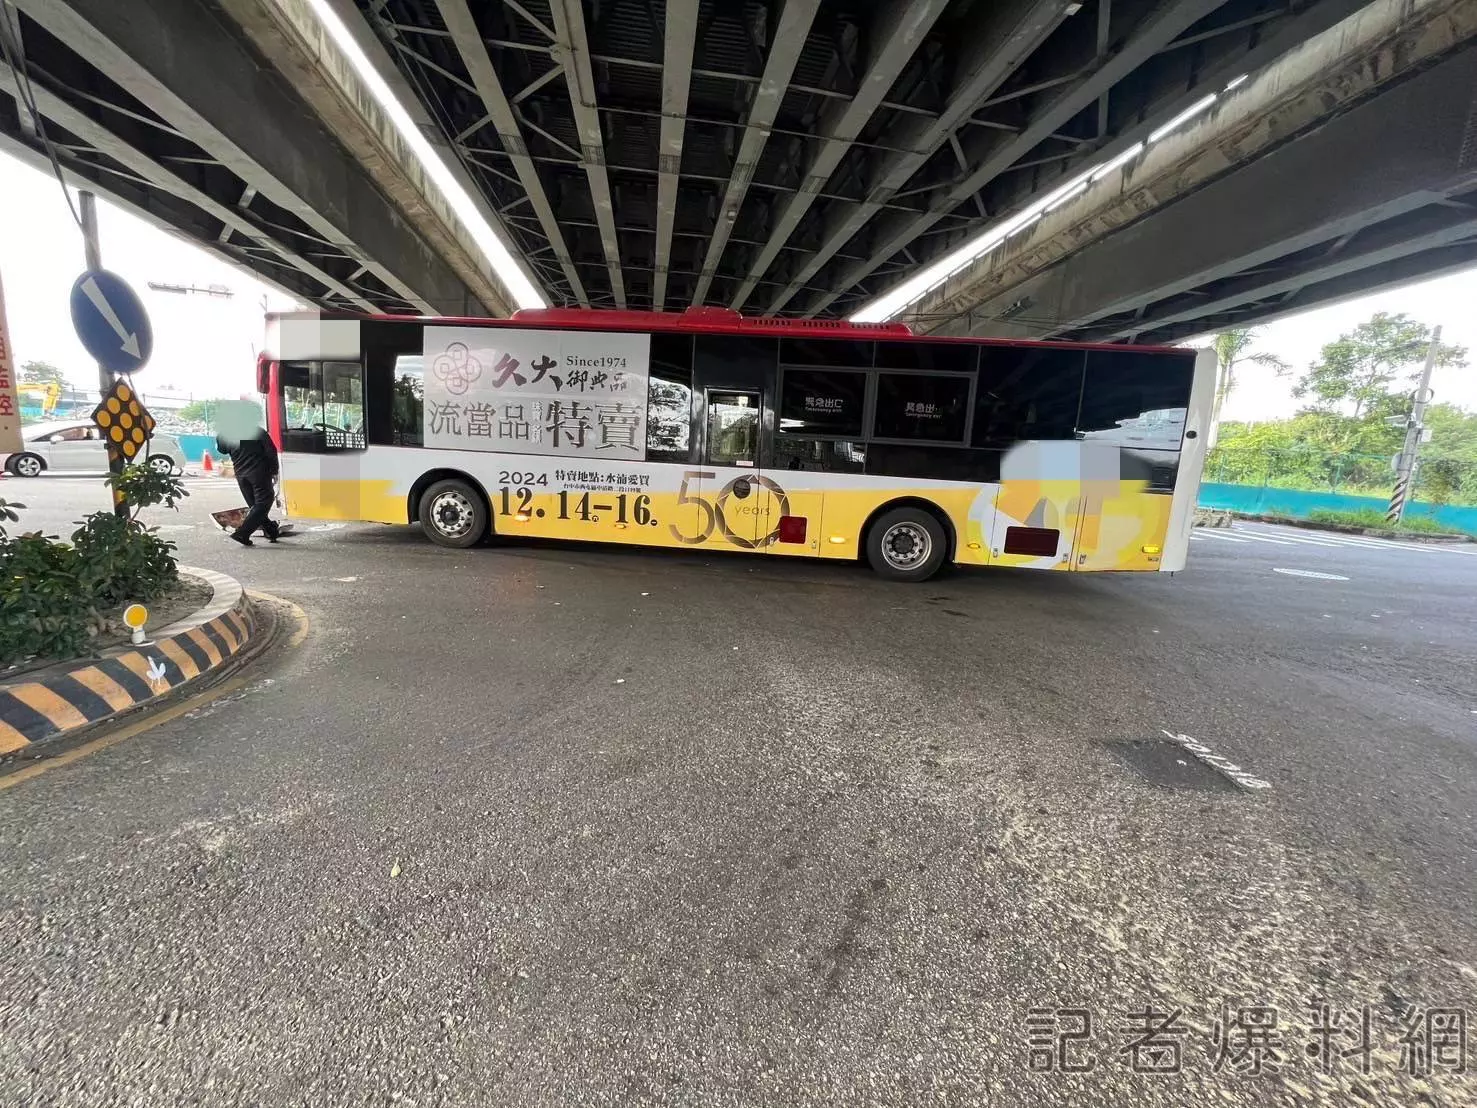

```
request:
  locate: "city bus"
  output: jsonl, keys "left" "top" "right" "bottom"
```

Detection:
{"left": 257, "top": 307, "right": 1214, "bottom": 582}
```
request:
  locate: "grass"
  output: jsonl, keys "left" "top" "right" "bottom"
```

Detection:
{"left": 1303, "top": 507, "right": 1473, "bottom": 536}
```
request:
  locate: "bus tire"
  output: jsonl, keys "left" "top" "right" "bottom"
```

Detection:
{"left": 419, "top": 478, "right": 488, "bottom": 548}
{"left": 866, "top": 507, "right": 947, "bottom": 581}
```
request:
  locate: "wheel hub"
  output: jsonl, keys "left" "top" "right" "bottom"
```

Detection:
{"left": 881, "top": 521, "right": 931, "bottom": 570}
{"left": 431, "top": 491, "right": 474, "bottom": 538}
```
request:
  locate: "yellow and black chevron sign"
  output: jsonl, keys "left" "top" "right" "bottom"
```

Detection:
{"left": 91, "top": 378, "right": 155, "bottom": 463}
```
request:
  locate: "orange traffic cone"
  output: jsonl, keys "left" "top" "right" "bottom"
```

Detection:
{"left": 201, "top": 450, "right": 214, "bottom": 474}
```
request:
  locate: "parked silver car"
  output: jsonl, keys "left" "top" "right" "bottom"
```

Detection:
{"left": 3, "top": 420, "right": 184, "bottom": 477}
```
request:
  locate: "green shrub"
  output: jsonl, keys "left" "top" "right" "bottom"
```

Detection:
{"left": 1391, "top": 514, "right": 1473, "bottom": 536}
{"left": 1306, "top": 507, "right": 1389, "bottom": 528}
{"left": 0, "top": 496, "right": 21, "bottom": 540}
{"left": 1304, "top": 507, "right": 1471, "bottom": 536}
{"left": 0, "top": 463, "right": 189, "bottom": 667}
{"left": 70, "top": 512, "right": 179, "bottom": 607}
{"left": 0, "top": 533, "right": 96, "bottom": 663}
{"left": 106, "top": 463, "right": 187, "bottom": 515}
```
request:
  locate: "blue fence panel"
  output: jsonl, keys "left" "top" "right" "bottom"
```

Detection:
{"left": 176, "top": 433, "right": 217, "bottom": 463}
{"left": 1197, "top": 482, "right": 1477, "bottom": 534}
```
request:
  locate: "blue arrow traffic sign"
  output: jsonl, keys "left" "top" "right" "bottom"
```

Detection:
{"left": 69, "top": 269, "right": 153, "bottom": 374}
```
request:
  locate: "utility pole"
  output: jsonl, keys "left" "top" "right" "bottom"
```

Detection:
{"left": 1386, "top": 325, "right": 1441, "bottom": 525}
{"left": 79, "top": 190, "right": 128, "bottom": 517}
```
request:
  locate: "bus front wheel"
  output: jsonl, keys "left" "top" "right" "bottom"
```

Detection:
{"left": 866, "top": 507, "right": 947, "bottom": 581}
{"left": 419, "top": 478, "right": 488, "bottom": 548}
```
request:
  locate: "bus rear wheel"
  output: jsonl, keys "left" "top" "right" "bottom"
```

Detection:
{"left": 866, "top": 507, "right": 947, "bottom": 582}
{"left": 419, "top": 478, "right": 488, "bottom": 549}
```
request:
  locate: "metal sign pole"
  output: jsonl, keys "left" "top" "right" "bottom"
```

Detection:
{"left": 1386, "top": 326, "right": 1441, "bottom": 526}
{"left": 79, "top": 191, "right": 128, "bottom": 517}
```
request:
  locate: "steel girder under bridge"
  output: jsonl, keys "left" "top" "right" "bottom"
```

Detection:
{"left": 329, "top": 0, "right": 1368, "bottom": 315}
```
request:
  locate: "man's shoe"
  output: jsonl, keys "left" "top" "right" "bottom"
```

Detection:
{"left": 228, "top": 531, "right": 253, "bottom": 547}
{"left": 264, "top": 522, "right": 280, "bottom": 543}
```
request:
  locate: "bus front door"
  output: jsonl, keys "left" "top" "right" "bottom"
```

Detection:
{"left": 699, "top": 389, "right": 821, "bottom": 556}
{"left": 701, "top": 390, "right": 771, "bottom": 550}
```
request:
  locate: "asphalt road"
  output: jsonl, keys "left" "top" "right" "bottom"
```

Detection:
{"left": 2, "top": 476, "right": 1475, "bottom": 1107}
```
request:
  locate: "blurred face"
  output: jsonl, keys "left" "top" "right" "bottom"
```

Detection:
{"left": 214, "top": 399, "right": 263, "bottom": 448}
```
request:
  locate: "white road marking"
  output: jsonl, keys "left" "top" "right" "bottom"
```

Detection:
{"left": 1236, "top": 529, "right": 1348, "bottom": 548}
{"left": 1220, "top": 531, "right": 1299, "bottom": 546}
{"left": 1240, "top": 528, "right": 1401, "bottom": 550}
{"left": 1161, "top": 730, "right": 1271, "bottom": 790}
{"left": 1273, "top": 568, "right": 1350, "bottom": 581}
{"left": 1237, "top": 526, "right": 1477, "bottom": 555}
{"left": 1192, "top": 530, "right": 1251, "bottom": 543}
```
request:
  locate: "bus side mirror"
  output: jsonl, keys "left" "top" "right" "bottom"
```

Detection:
{"left": 256, "top": 352, "right": 273, "bottom": 394}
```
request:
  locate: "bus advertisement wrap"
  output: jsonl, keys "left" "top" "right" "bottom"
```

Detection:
{"left": 263, "top": 309, "right": 1215, "bottom": 581}
{"left": 423, "top": 327, "right": 650, "bottom": 459}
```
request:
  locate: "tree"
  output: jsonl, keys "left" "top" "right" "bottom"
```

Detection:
{"left": 1206, "top": 313, "right": 1477, "bottom": 504}
{"left": 1415, "top": 403, "right": 1477, "bottom": 505}
{"left": 19, "top": 361, "right": 66, "bottom": 386}
{"left": 177, "top": 398, "right": 234, "bottom": 423}
{"left": 1209, "top": 329, "right": 1288, "bottom": 447}
{"left": 1293, "top": 313, "right": 1466, "bottom": 418}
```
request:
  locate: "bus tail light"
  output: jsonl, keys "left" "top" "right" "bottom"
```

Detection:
{"left": 778, "top": 516, "right": 807, "bottom": 544}
{"left": 1003, "top": 526, "right": 1059, "bottom": 556}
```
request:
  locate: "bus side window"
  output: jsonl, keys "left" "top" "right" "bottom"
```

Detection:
{"left": 646, "top": 333, "right": 694, "bottom": 463}
{"left": 973, "top": 348, "right": 1085, "bottom": 446}
{"left": 391, "top": 354, "right": 424, "bottom": 446}
{"left": 1078, "top": 350, "right": 1193, "bottom": 449}
{"left": 772, "top": 437, "right": 866, "bottom": 473}
{"left": 778, "top": 368, "right": 866, "bottom": 437}
{"left": 872, "top": 373, "right": 970, "bottom": 442}
{"left": 321, "top": 361, "right": 366, "bottom": 449}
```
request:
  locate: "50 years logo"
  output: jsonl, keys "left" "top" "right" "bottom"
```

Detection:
{"left": 668, "top": 470, "right": 791, "bottom": 549}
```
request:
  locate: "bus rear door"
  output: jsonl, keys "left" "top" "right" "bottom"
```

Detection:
{"left": 989, "top": 441, "right": 1086, "bottom": 570}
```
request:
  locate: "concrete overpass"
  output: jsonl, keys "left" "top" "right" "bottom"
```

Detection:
{"left": 0, "top": 0, "right": 516, "bottom": 316}
{"left": 900, "top": 0, "right": 1477, "bottom": 343}
{"left": 1, "top": 0, "right": 1472, "bottom": 337}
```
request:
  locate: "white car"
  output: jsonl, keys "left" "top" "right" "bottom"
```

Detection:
{"left": 3, "top": 420, "right": 184, "bottom": 478}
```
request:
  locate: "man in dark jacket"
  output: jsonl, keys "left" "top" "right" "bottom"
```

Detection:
{"left": 217, "top": 427, "right": 281, "bottom": 546}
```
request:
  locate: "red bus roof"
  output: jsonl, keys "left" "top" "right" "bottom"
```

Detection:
{"left": 512, "top": 306, "right": 915, "bottom": 337}
{"left": 265, "top": 306, "right": 1191, "bottom": 354}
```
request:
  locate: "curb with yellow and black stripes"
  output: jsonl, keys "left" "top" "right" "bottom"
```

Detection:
{"left": 0, "top": 567, "right": 254, "bottom": 753}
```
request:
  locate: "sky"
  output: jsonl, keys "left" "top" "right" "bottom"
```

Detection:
{"left": 1, "top": 150, "right": 1474, "bottom": 419}
{"left": 0, "top": 155, "right": 299, "bottom": 402}
{"left": 1209, "top": 275, "right": 1477, "bottom": 422}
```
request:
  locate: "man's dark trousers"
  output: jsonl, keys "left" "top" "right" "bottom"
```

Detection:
{"left": 235, "top": 472, "right": 276, "bottom": 539}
